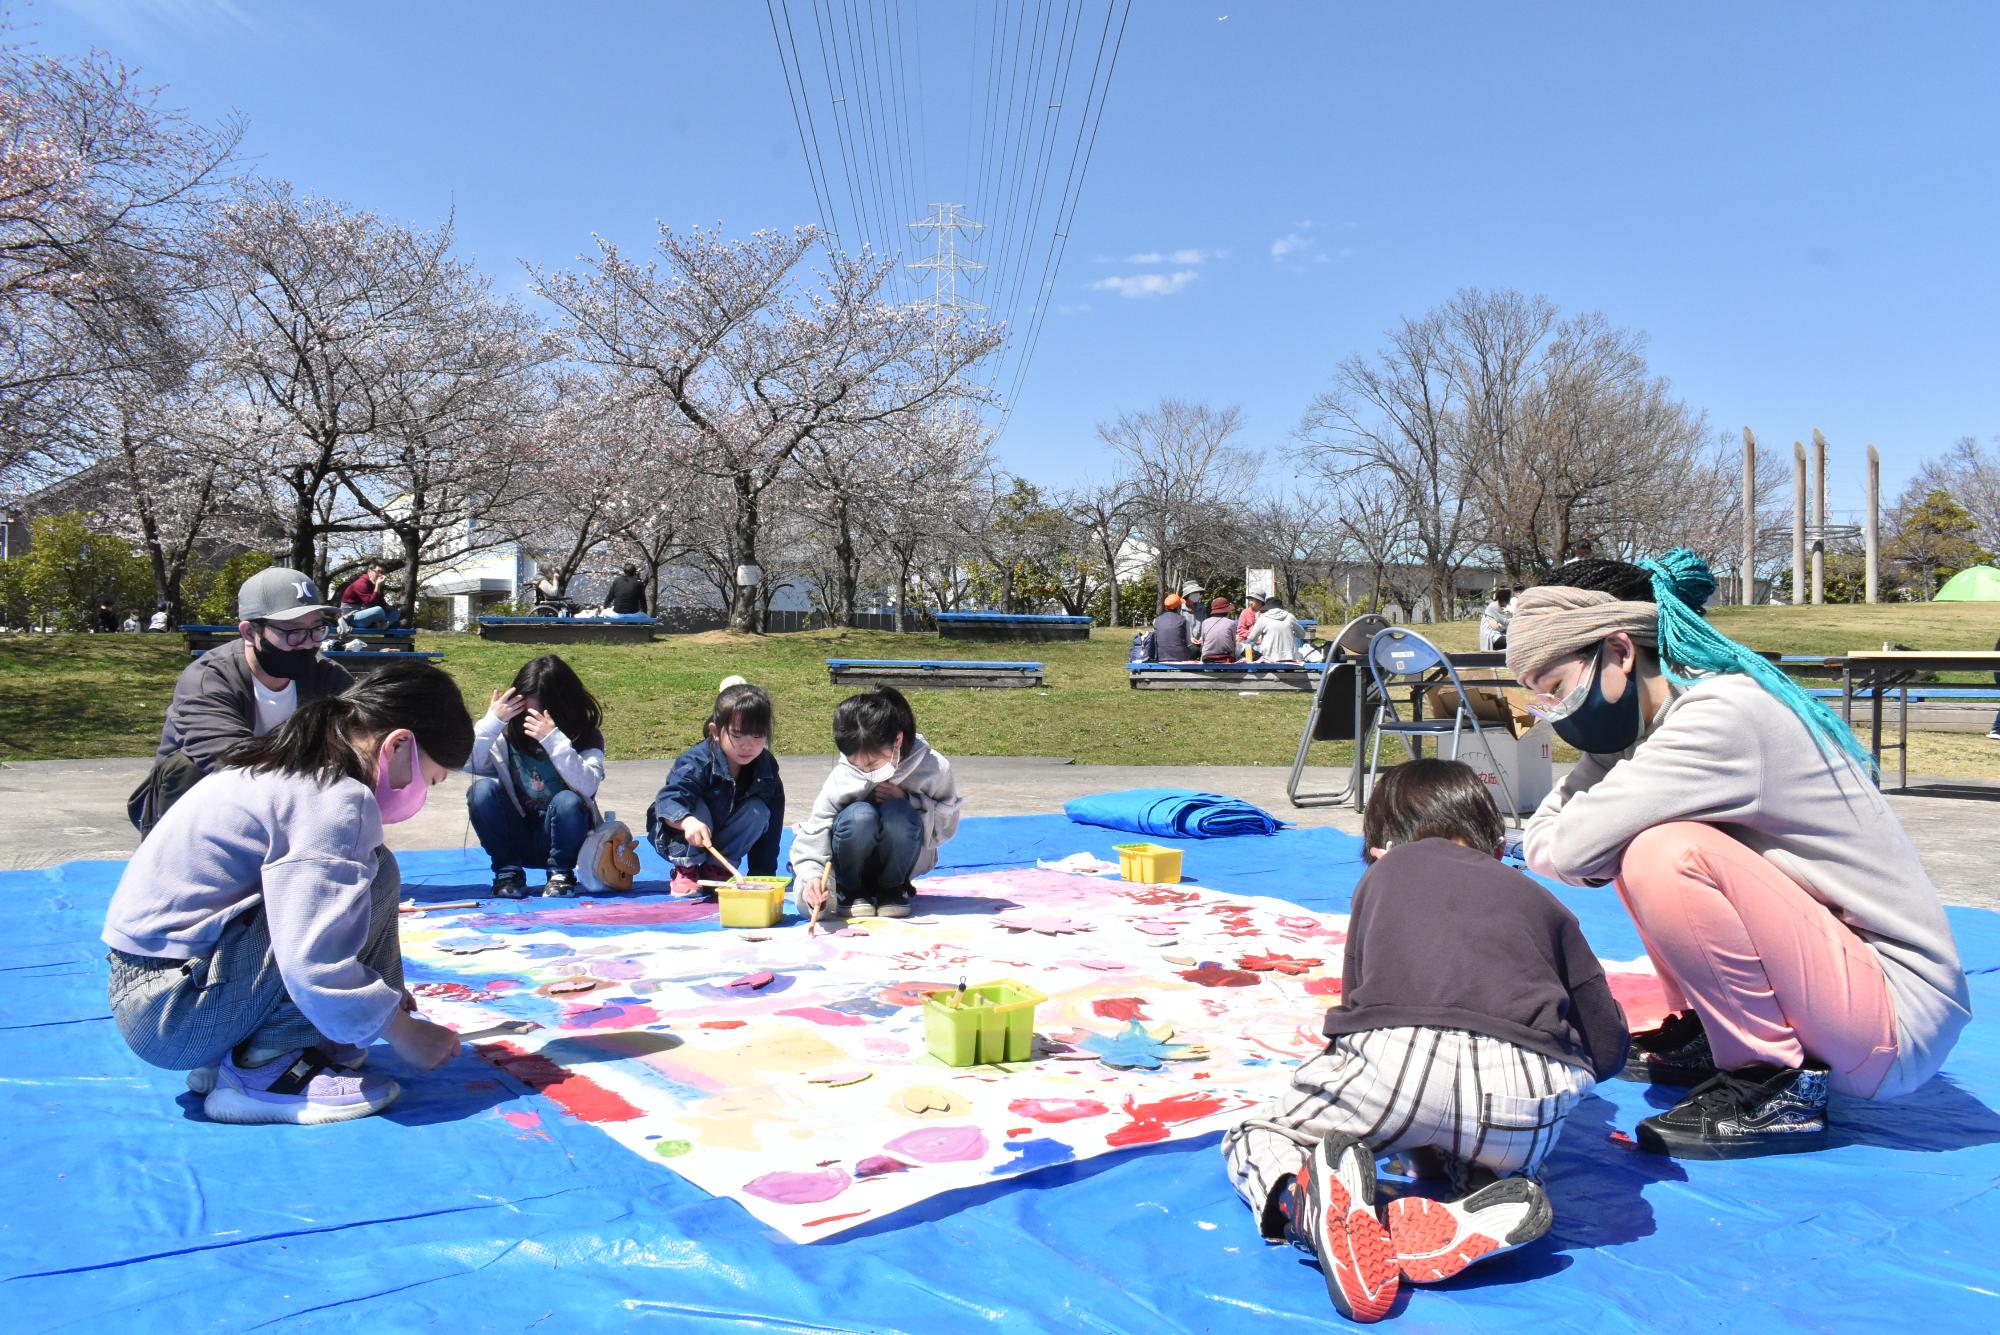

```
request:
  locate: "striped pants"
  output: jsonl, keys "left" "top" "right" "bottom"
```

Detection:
{"left": 1223, "top": 1026, "right": 1594, "bottom": 1240}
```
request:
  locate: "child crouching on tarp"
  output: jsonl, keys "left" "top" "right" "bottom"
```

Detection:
{"left": 650, "top": 681, "right": 785, "bottom": 894}
{"left": 793, "top": 686, "right": 962, "bottom": 919}
{"left": 1221, "top": 759, "right": 1629, "bottom": 1323}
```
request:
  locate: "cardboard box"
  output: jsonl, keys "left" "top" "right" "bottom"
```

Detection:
{"left": 1451, "top": 720, "right": 1554, "bottom": 815}
{"left": 1424, "top": 677, "right": 1537, "bottom": 738}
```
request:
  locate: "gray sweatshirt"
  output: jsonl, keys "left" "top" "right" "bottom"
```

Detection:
{"left": 102, "top": 767, "right": 402, "bottom": 1046}
{"left": 789, "top": 735, "right": 962, "bottom": 885}
{"left": 1523, "top": 672, "right": 1969, "bottom": 1100}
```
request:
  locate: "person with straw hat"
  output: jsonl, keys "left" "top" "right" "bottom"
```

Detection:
{"left": 1506, "top": 549, "right": 1969, "bottom": 1160}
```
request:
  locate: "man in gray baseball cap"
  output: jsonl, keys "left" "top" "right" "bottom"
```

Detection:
{"left": 128, "top": 566, "right": 353, "bottom": 833}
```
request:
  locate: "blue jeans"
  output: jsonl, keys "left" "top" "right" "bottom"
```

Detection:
{"left": 466, "top": 777, "right": 590, "bottom": 873}
{"left": 347, "top": 605, "right": 398, "bottom": 629}
{"left": 657, "top": 797, "right": 772, "bottom": 872}
{"left": 831, "top": 797, "right": 922, "bottom": 897}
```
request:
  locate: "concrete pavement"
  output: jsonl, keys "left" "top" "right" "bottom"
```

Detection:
{"left": 3, "top": 753, "right": 1995, "bottom": 911}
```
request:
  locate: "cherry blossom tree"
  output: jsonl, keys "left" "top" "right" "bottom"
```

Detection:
{"left": 532, "top": 225, "right": 1001, "bottom": 631}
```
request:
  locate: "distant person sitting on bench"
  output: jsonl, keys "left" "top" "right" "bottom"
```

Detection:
{"left": 1479, "top": 587, "right": 1513, "bottom": 650}
{"left": 1244, "top": 596, "right": 1307, "bottom": 661}
{"left": 1152, "top": 594, "right": 1194, "bottom": 662}
{"left": 340, "top": 562, "right": 400, "bottom": 630}
{"left": 605, "top": 563, "right": 648, "bottom": 616}
{"left": 1199, "top": 596, "right": 1239, "bottom": 662}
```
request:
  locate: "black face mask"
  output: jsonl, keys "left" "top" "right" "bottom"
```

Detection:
{"left": 251, "top": 634, "right": 319, "bottom": 682}
{"left": 1550, "top": 649, "right": 1643, "bottom": 754}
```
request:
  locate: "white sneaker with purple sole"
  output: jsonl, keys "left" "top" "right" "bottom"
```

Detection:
{"left": 202, "top": 1047, "right": 399, "bottom": 1125}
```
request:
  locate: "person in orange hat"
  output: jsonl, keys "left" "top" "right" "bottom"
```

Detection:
{"left": 1152, "top": 592, "right": 1194, "bottom": 662}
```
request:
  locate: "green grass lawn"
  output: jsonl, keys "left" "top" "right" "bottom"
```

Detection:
{"left": 2, "top": 604, "right": 1994, "bottom": 777}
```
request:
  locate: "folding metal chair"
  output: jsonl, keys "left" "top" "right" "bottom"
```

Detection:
{"left": 1362, "top": 627, "right": 1519, "bottom": 820}
{"left": 1286, "top": 613, "right": 1389, "bottom": 808}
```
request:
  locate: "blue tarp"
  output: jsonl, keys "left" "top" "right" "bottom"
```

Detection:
{"left": 5, "top": 814, "right": 1999, "bottom": 1332}
{"left": 932, "top": 612, "right": 1092, "bottom": 625}
{"left": 1064, "top": 786, "right": 1289, "bottom": 838}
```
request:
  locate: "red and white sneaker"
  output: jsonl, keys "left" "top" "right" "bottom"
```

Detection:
{"left": 1385, "top": 1175, "right": 1552, "bottom": 1283}
{"left": 1293, "top": 1134, "right": 1399, "bottom": 1322}
{"left": 669, "top": 864, "right": 704, "bottom": 895}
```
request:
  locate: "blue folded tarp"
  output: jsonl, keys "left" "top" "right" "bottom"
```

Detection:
{"left": 1063, "top": 787, "right": 1287, "bottom": 838}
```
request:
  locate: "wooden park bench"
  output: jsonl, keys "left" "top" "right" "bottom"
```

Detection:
{"left": 476, "top": 616, "right": 658, "bottom": 644}
{"left": 933, "top": 611, "right": 1092, "bottom": 642}
{"left": 826, "top": 658, "right": 1045, "bottom": 689}
{"left": 1127, "top": 660, "right": 1325, "bottom": 692}
{"left": 182, "top": 623, "right": 419, "bottom": 654}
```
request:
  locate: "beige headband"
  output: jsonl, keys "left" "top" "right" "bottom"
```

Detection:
{"left": 1504, "top": 587, "right": 1659, "bottom": 681}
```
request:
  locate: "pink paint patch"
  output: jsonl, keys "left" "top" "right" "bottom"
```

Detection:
{"left": 778, "top": 1006, "right": 870, "bottom": 1028}
{"left": 589, "top": 959, "right": 647, "bottom": 980}
{"left": 484, "top": 979, "right": 523, "bottom": 992}
{"left": 1008, "top": 1097, "right": 1110, "bottom": 1124}
{"left": 743, "top": 1166, "right": 851, "bottom": 1204}
{"left": 560, "top": 1003, "right": 660, "bottom": 1031}
{"left": 486, "top": 899, "right": 716, "bottom": 928}
{"left": 885, "top": 1124, "right": 988, "bottom": 1163}
{"left": 1302, "top": 976, "right": 1343, "bottom": 997}
{"left": 500, "top": 1109, "right": 541, "bottom": 1131}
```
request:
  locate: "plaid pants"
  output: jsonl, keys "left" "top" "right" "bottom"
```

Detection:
{"left": 1222, "top": 1025, "right": 1594, "bottom": 1240}
{"left": 106, "top": 850, "right": 404, "bottom": 1070}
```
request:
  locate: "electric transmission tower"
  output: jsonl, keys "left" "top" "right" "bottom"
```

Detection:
{"left": 907, "top": 202, "right": 986, "bottom": 315}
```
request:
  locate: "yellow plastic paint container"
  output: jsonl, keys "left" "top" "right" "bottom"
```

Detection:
{"left": 716, "top": 876, "right": 791, "bottom": 928}
{"left": 1113, "top": 842, "right": 1183, "bottom": 883}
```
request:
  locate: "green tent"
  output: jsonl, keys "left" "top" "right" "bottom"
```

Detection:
{"left": 1933, "top": 565, "right": 2000, "bottom": 601}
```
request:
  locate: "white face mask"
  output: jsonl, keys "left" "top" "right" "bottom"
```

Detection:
{"left": 856, "top": 749, "right": 900, "bottom": 784}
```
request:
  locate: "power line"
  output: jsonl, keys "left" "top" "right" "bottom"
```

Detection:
{"left": 808, "top": 0, "right": 873, "bottom": 258}
{"left": 765, "top": 0, "right": 841, "bottom": 251}
{"left": 990, "top": 0, "right": 1083, "bottom": 394}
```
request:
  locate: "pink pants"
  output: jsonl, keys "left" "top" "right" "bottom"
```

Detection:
{"left": 1615, "top": 822, "right": 1898, "bottom": 1098}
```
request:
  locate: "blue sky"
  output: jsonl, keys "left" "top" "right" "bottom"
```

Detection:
{"left": 22, "top": 0, "right": 1999, "bottom": 519}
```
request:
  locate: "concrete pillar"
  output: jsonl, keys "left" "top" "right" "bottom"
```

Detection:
{"left": 1811, "top": 428, "right": 1828, "bottom": 605}
{"left": 1792, "top": 441, "right": 1807, "bottom": 605}
{"left": 1741, "top": 428, "right": 1757, "bottom": 605}
{"left": 1865, "top": 444, "right": 1881, "bottom": 603}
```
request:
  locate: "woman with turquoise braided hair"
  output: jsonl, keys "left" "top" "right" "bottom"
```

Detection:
{"left": 1506, "top": 550, "right": 1970, "bottom": 1160}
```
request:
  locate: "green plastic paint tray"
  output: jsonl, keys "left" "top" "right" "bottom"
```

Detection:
{"left": 922, "top": 979, "right": 1046, "bottom": 1067}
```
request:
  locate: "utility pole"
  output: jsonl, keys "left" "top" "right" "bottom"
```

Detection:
{"left": 1811, "top": 429, "right": 1828, "bottom": 605}
{"left": 1792, "top": 442, "right": 1807, "bottom": 605}
{"left": 1866, "top": 444, "right": 1881, "bottom": 603}
{"left": 1741, "top": 428, "right": 1757, "bottom": 606}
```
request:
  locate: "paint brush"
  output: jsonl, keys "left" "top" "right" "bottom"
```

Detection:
{"left": 809, "top": 865, "right": 833, "bottom": 936}
{"left": 399, "top": 899, "right": 481, "bottom": 914}
{"left": 707, "top": 845, "right": 746, "bottom": 883}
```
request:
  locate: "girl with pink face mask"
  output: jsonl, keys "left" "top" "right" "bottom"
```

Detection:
{"left": 102, "top": 663, "right": 475, "bottom": 1126}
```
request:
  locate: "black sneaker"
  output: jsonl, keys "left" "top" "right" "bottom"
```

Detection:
{"left": 844, "top": 894, "right": 878, "bottom": 918}
{"left": 492, "top": 867, "right": 528, "bottom": 899}
{"left": 1634, "top": 1063, "right": 1829, "bottom": 1160}
{"left": 875, "top": 886, "right": 912, "bottom": 919}
{"left": 1621, "top": 1009, "right": 1718, "bottom": 1086}
{"left": 543, "top": 869, "right": 579, "bottom": 897}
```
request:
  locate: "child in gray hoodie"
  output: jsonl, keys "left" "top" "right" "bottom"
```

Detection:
{"left": 793, "top": 686, "right": 962, "bottom": 918}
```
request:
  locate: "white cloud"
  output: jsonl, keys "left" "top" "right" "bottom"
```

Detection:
{"left": 1270, "top": 232, "right": 1312, "bottom": 258}
{"left": 1271, "top": 221, "right": 1329, "bottom": 263}
{"left": 1088, "top": 270, "right": 1199, "bottom": 298}
{"left": 1113, "top": 247, "right": 1222, "bottom": 265}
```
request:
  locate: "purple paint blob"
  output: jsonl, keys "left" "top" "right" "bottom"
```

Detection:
{"left": 743, "top": 1166, "right": 851, "bottom": 1204}
{"left": 856, "top": 1154, "right": 911, "bottom": 1178}
{"left": 884, "top": 1124, "right": 988, "bottom": 1164}
{"left": 589, "top": 958, "right": 647, "bottom": 980}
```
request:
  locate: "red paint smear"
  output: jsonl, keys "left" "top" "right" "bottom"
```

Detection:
{"left": 1008, "top": 1097, "right": 1111, "bottom": 1124}
{"left": 700, "top": 1020, "right": 746, "bottom": 1030}
{"left": 474, "top": 1039, "right": 644, "bottom": 1123}
{"left": 1302, "top": 977, "right": 1343, "bottom": 997}
{"left": 1008, "top": 1126, "right": 1035, "bottom": 1138}
{"left": 1608, "top": 970, "right": 1672, "bottom": 1032}
{"left": 1091, "top": 996, "right": 1149, "bottom": 1021}
{"left": 804, "top": 1210, "right": 871, "bottom": 1228}
{"left": 484, "top": 979, "right": 523, "bottom": 991}
{"left": 1178, "top": 964, "right": 1261, "bottom": 988}
{"left": 412, "top": 981, "right": 494, "bottom": 1004}
{"left": 1238, "top": 952, "right": 1323, "bottom": 975}
{"left": 1106, "top": 1091, "right": 1231, "bottom": 1148}
{"left": 880, "top": 981, "right": 957, "bottom": 1008}
{"left": 778, "top": 1005, "right": 869, "bottom": 1028}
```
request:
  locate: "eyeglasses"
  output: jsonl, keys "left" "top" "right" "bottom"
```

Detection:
{"left": 259, "top": 620, "right": 329, "bottom": 649}
{"left": 1524, "top": 648, "right": 1600, "bottom": 722}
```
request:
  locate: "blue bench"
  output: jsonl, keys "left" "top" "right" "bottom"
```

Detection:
{"left": 185, "top": 647, "right": 444, "bottom": 674}
{"left": 934, "top": 611, "right": 1091, "bottom": 642}
{"left": 1128, "top": 660, "right": 1325, "bottom": 692}
{"left": 1809, "top": 687, "right": 2000, "bottom": 703}
{"left": 826, "top": 659, "right": 1045, "bottom": 689}
{"left": 476, "top": 616, "right": 657, "bottom": 644}
{"left": 182, "top": 623, "right": 416, "bottom": 654}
